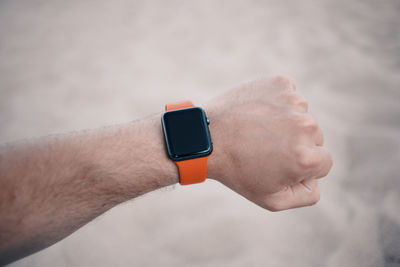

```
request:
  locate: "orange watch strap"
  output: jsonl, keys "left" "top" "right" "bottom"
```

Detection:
{"left": 175, "top": 157, "right": 208, "bottom": 185}
{"left": 165, "top": 100, "right": 194, "bottom": 111}
{"left": 165, "top": 100, "right": 209, "bottom": 185}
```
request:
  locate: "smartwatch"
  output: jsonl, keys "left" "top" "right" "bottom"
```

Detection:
{"left": 161, "top": 101, "right": 213, "bottom": 185}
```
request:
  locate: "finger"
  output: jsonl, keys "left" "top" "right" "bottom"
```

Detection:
{"left": 281, "top": 92, "right": 308, "bottom": 112}
{"left": 299, "top": 123, "right": 323, "bottom": 146}
{"left": 263, "top": 179, "right": 320, "bottom": 211}
{"left": 288, "top": 179, "right": 321, "bottom": 208}
{"left": 306, "top": 146, "right": 333, "bottom": 179}
{"left": 315, "top": 127, "right": 324, "bottom": 146}
{"left": 270, "top": 75, "right": 296, "bottom": 91}
{"left": 294, "top": 95, "right": 308, "bottom": 112}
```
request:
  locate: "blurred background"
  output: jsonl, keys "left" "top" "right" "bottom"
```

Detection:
{"left": 1, "top": 0, "right": 399, "bottom": 266}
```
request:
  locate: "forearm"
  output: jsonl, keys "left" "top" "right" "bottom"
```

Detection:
{"left": 0, "top": 113, "right": 178, "bottom": 264}
{"left": 0, "top": 76, "right": 333, "bottom": 265}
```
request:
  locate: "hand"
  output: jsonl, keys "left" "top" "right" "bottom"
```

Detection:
{"left": 206, "top": 76, "right": 333, "bottom": 211}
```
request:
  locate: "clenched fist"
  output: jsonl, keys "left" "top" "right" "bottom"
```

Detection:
{"left": 206, "top": 76, "right": 333, "bottom": 211}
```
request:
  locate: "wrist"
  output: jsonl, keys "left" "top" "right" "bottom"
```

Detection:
{"left": 204, "top": 106, "right": 226, "bottom": 182}
{"left": 140, "top": 114, "right": 180, "bottom": 187}
{"left": 88, "top": 114, "right": 179, "bottom": 202}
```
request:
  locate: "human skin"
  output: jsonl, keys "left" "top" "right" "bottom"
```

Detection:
{"left": 0, "top": 76, "right": 332, "bottom": 264}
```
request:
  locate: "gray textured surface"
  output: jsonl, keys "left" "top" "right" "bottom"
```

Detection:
{"left": 1, "top": 0, "right": 399, "bottom": 266}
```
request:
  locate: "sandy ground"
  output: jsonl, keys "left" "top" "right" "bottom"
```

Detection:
{"left": 1, "top": 0, "right": 400, "bottom": 266}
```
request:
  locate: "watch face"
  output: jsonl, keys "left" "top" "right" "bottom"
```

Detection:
{"left": 162, "top": 107, "right": 212, "bottom": 161}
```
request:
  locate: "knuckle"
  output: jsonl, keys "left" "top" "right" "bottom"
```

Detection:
{"left": 271, "top": 75, "right": 296, "bottom": 89}
{"left": 317, "top": 129, "right": 325, "bottom": 145}
{"left": 298, "top": 100, "right": 309, "bottom": 110}
{"left": 295, "top": 148, "right": 320, "bottom": 169}
{"left": 306, "top": 120, "right": 319, "bottom": 131}
{"left": 287, "top": 93, "right": 299, "bottom": 104}
{"left": 323, "top": 154, "right": 334, "bottom": 176}
{"left": 297, "top": 98, "right": 308, "bottom": 109}
{"left": 287, "top": 93, "right": 308, "bottom": 107}
{"left": 296, "top": 114, "right": 318, "bottom": 130}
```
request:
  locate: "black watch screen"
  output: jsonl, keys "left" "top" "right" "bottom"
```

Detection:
{"left": 162, "top": 107, "right": 212, "bottom": 161}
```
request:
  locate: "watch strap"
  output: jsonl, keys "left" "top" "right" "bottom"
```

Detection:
{"left": 165, "top": 100, "right": 208, "bottom": 185}
{"left": 175, "top": 157, "right": 208, "bottom": 185}
{"left": 165, "top": 100, "right": 194, "bottom": 111}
